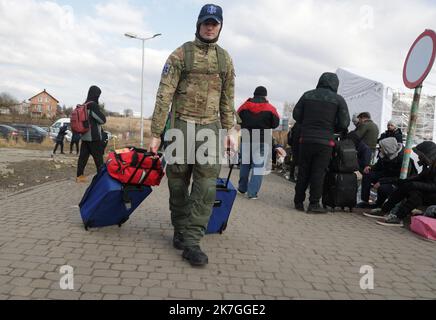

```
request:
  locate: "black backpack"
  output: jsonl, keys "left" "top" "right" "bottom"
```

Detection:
{"left": 330, "top": 139, "right": 359, "bottom": 173}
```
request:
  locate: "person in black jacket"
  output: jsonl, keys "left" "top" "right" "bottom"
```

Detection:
{"left": 76, "top": 85, "right": 106, "bottom": 183}
{"left": 372, "top": 141, "right": 436, "bottom": 227}
{"left": 52, "top": 124, "right": 68, "bottom": 155}
{"left": 293, "top": 72, "right": 350, "bottom": 213}
{"left": 347, "top": 131, "right": 372, "bottom": 174}
{"left": 237, "top": 86, "right": 280, "bottom": 199}
{"left": 378, "top": 120, "right": 403, "bottom": 144}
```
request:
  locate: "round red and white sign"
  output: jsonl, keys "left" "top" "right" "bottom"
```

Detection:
{"left": 403, "top": 29, "right": 436, "bottom": 89}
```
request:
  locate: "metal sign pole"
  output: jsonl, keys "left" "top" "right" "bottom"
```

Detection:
{"left": 400, "top": 29, "right": 436, "bottom": 179}
{"left": 400, "top": 85, "right": 422, "bottom": 179}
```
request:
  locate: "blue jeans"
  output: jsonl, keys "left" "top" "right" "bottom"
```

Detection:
{"left": 238, "top": 143, "right": 268, "bottom": 198}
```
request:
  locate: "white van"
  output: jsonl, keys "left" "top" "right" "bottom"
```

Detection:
{"left": 49, "top": 118, "right": 71, "bottom": 141}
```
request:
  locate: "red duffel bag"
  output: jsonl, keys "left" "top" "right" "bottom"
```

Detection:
{"left": 106, "top": 147, "right": 164, "bottom": 186}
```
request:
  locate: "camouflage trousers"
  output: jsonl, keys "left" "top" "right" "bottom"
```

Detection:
{"left": 166, "top": 118, "right": 221, "bottom": 247}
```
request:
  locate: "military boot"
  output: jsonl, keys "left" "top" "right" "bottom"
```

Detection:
{"left": 182, "top": 246, "right": 208, "bottom": 266}
{"left": 173, "top": 231, "right": 185, "bottom": 250}
{"left": 307, "top": 202, "right": 328, "bottom": 214}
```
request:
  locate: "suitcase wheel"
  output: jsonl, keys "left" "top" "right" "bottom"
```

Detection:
{"left": 219, "top": 221, "right": 228, "bottom": 234}
{"left": 84, "top": 221, "right": 92, "bottom": 231}
{"left": 118, "top": 217, "right": 130, "bottom": 227}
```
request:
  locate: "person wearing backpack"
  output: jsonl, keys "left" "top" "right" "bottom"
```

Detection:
{"left": 76, "top": 85, "right": 106, "bottom": 183}
{"left": 148, "top": 4, "right": 235, "bottom": 267}
{"left": 293, "top": 72, "right": 351, "bottom": 213}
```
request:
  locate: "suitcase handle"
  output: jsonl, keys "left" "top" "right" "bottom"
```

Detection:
{"left": 126, "top": 151, "right": 161, "bottom": 186}
{"left": 224, "top": 148, "right": 234, "bottom": 189}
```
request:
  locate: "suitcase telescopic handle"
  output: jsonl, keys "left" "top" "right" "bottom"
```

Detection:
{"left": 225, "top": 147, "right": 234, "bottom": 189}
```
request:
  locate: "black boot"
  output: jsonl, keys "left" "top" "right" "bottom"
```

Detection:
{"left": 173, "top": 231, "right": 185, "bottom": 250}
{"left": 182, "top": 246, "right": 208, "bottom": 266}
{"left": 294, "top": 202, "right": 305, "bottom": 212}
{"left": 307, "top": 202, "right": 327, "bottom": 214}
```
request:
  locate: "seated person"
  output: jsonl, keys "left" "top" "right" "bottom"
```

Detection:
{"left": 364, "top": 141, "right": 436, "bottom": 227}
{"left": 357, "top": 137, "right": 414, "bottom": 209}
{"left": 378, "top": 120, "right": 403, "bottom": 144}
{"left": 272, "top": 138, "right": 284, "bottom": 169}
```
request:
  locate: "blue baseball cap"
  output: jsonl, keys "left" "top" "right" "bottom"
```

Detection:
{"left": 197, "top": 4, "right": 223, "bottom": 24}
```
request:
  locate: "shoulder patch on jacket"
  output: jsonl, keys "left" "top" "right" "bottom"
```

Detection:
{"left": 162, "top": 63, "right": 171, "bottom": 76}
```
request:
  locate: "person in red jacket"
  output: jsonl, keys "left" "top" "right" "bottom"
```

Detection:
{"left": 237, "top": 86, "right": 280, "bottom": 199}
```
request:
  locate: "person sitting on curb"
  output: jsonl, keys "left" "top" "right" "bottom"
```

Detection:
{"left": 378, "top": 120, "right": 403, "bottom": 144}
{"left": 363, "top": 141, "right": 436, "bottom": 227}
{"left": 357, "top": 137, "right": 408, "bottom": 209}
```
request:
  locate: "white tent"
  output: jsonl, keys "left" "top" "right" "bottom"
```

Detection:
{"left": 336, "top": 67, "right": 436, "bottom": 144}
{"left": 336, "top": 68, "right": 395, "bottom": 133}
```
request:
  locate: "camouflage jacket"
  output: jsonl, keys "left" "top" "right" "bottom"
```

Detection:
{"left": 151, "top": 38, "right": 235, "bottom": 138}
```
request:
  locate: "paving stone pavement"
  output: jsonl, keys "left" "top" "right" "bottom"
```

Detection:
{"left": 0, "top": 168, "right": 435, "bottom": 300}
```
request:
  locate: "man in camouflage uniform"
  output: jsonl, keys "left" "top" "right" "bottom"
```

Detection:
{"left": 149, "top": 4, "right": 235, "bottom": 266}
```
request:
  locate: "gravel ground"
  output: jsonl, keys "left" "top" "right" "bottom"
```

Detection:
{"left": 0, "top": 148, "right": 96, "bottom": 198}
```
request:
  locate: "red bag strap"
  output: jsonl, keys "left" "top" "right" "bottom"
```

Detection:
{"left": 126, "top": 151, "right": 160, "bottom": 185}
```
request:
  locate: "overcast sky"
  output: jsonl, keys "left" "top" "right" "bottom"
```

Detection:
{"left": 1, "top": 0, "right": 436, "bottom": 117}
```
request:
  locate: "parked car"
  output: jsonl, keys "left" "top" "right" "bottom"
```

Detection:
{"left": 10, "top": 124, "right": 48, "bottom": 143}
{"left": 0, "top": 124, "right": 19, "bottom": 141}
{"left": 49, "top": 118, "right": 70, "bottom": 141}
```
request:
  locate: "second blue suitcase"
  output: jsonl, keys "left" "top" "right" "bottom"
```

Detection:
{"left": 206, "top": 166, "right": 237, "bottom": 234}
{"left": 79, "top": 166, "right": 152, "bottom": 230}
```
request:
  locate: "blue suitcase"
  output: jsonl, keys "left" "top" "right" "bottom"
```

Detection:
{"left": 79, "top": 166, "right": 152, "bottom": 230}
{"left": 206, "top": 165, "right": 237, "bottom": 234}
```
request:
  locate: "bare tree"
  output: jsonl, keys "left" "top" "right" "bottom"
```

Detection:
{"left": 123, "top": 108, "right": 134, "bottom": 118}
{"left": 0, "top": 92, "right": 18, "bottom": 108}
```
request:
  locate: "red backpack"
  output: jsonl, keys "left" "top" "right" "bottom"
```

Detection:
{"left": 106, "top": 147, "right": 164, "bottom": 186}
{"left": 70, "top": 102, "right": 91, "bottom": 134}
